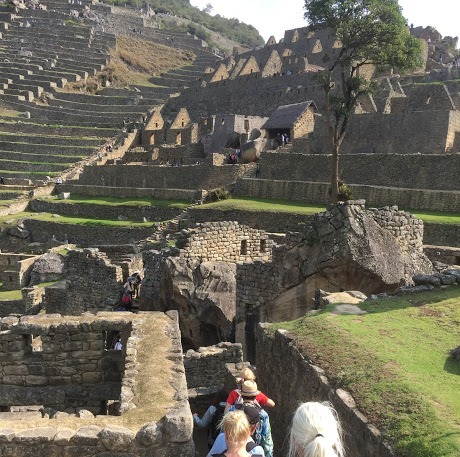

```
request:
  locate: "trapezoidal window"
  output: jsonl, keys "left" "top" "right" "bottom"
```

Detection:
{"left": 260, "top": 239, "right": 267, "bottom": 253}
{"left": 240, "top": 240, "right": 248, "bottom": 255}
{"left": 26, "top": 334, "right": 43, "bottom": 352}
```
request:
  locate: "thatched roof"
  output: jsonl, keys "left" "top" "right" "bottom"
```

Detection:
{"left": 263, "top": 101, "right": 317, "bottom": 129}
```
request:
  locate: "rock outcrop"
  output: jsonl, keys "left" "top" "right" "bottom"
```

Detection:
{"left": 266, "top": 202, "right": 433, "bottom": 321}
{"left": 29, "top": 253, "right": 65, "bottom": 285}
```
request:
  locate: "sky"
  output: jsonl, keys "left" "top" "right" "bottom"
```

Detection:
{"left": 189, "top": 0, "right": 459, "bottom": 45}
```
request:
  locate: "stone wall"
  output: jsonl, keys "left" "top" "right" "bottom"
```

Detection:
{"left": 29, "top": 199, "right": 183, "bottom": 223}
{"left": 45, "top": 248, "right": 123, "bottom": 315}
{"left": 184, "top": 342, "right": 243, "bottom": 389}
{"left": 76, "top": 162, "right": 256, "bottom": 191}
{"left": 23, "top": 219, "right": 155, "bottom": 245}
{"left": 179, "top": 221, "right": 274, "bottom": 263}
{"left": 0, "top": 311, "right": 194, "bottom": 457}
{"left": 57, "top": 183, "right": 203, "bottom": 201}
{"left": 300, "top": 110, "right": 454, "bottom": 154}
{"left": 424, "top": 222, "right": 460, "bottom": 248}
{"left": 0, "top": 299, "right": 25, "bottom": 317}
{"left": 234, "top": 178, "right": 460, "bottom": 212}
{"left": 188, "top": 206, "right": 314, "bottom": 232}
{"left": 424, "top": 246, "right": 460, "bottom": 265}
{"left": 0, "top": 253, "right": 39, "bottom": 290}
{"left": 258, "top": 152, "right": 460, "bottom": 191}
{"left": 369, "top": 206, "right": 424, "bottom": 252}
{"left": 256, "top": 326, "right": 395, "bottom": 457}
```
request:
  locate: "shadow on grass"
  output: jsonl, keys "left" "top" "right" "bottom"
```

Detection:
{"left": 444, "top": 356, "right": 460, "bottom": 375}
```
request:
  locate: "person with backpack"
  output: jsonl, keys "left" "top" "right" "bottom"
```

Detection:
{"left": 207, "top": 407, "right": 264, "bottom": 457}
{"left": 227, "top": 381, "right": 274, "bottom": 457}
{"left": 225, "top": 368, "right": 275, "bottom": 413}
{"left": 193, "top": 389, "right": 228, "bottom": 449}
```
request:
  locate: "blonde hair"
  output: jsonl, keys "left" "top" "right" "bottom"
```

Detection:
{"left": 288, "top": 402, "right": 345, "bottom": 457}
{"left": 220, "top": 410, "right": 251, "bottom": 444}
{"left": 239, "top": 367, "right": 256, "bottom": 382}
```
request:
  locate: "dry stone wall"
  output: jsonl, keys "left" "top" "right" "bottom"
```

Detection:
{"left": 179, "top": 221, "right": 274, "bottom": 263}
{"left": 256, "top": 326, "right": 396, "bottom": 457}
{"left": 234, "top": 178, "right": 460, "bottom": 212}
{"left": 0, "top": 311, "right": 194, "bottom": 457}
{"left": 259, "top": 152, "right": 460, "bottom": 191}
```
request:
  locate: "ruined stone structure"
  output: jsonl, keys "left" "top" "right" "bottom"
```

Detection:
{"left": 0, "top": 253, "right": 39, "bottom": 290}
{"left": 0, "top": 311, "right": 194, "bottom": 457}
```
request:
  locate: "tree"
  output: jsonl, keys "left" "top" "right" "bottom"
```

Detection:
{"left": 202, "top": 3, "right": 213, "bottom": 14}
{"left": 304, "top": 0, "right": 421, "bottom": 202}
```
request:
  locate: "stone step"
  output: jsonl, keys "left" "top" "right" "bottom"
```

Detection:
{"left": 1, "top": 88, "right": 34, "bottom": 102}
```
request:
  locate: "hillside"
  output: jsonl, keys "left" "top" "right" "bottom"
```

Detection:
{"left": 101, "top": 0, "right": 265, "bottom": 49}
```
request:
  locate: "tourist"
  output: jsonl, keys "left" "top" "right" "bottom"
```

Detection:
{"left": 227, "top": 380, "right": 274, "bottom": 457}
{"left": 288, "top": 402, "right": 345, "bottom": 457}
{"left": 193, "top": 389, "right": 228, "bottom": 449}
{"left": 207, "top": 409, "right": 264, "bottom": 457}
{"left": 121, "top": 292, "right": 132, "bottom": 311}
{"left": 114, "top": 338, "right": 122, "bottom": 350}
{"left": 132, "top": 271, "right": 142, "bottom": 298}
{"left": 124, "top": 276, "right": 135, "bottom": 298}
{"left": 0, "top": 177, "right": 5, "bottom": 185}
{"left": 225, "top": 370, "right": 275, "bottom": 412}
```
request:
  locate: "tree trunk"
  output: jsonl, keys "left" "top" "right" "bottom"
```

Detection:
{"left": 331, "top": 142, "right": 339, "bottom": 203}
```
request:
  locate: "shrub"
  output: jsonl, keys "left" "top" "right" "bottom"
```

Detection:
{"left": 204, "top": 188, "right": 231, "bottom": 203}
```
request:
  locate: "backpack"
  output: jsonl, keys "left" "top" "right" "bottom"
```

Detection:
{"left": 209, "top": 403, "right": 226, "bottom": 443}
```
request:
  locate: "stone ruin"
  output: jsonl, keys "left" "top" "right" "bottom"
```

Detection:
{"left": 0, "top": 310, "right": 194, "bottom": 457}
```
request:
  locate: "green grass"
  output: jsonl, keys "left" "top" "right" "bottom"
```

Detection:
{"left": 274, "top": 287, "right": 460, "bottom": 457}
{"left": 199, "top": 197, "right": 326, "bottom": 214}
{"left": 0, "top": 211, "right": 155, "bottom": 227}
{"left": 0, "top": 170, "right": 60, "bottom": 176}
{"left": 412, "top": 210, "right": 460, "bottom": 225}
{"left": 40, "top": 194, "right": 190, "bottom": 208}
{"left": 0, "top": 283, "right": 22, "bottom": 300}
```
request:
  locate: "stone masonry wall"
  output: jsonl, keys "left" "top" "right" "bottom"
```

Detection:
{"left": 369, "top": 206, "right": 424, "bottom": 252}
{"left": 0, "top": 311, "right": 194, "bottom": 457}
{"left": 256, "top": 326, "right": 395, "bottom": 457}
{"left": 234, "top": 178, "right": 460, "bottom": 212}
{"left": 23, "top": 219, "right": 155, "bottom": 245}
{"left": 59, "top": 248, "right": 124, "bottom": 314}
{"left": 259, "top": 152, "right": 460, "bottom": 191}
{"left": 184, "top": 342, "right": 243, "bottom": 389}
{"left": 0, "top": 316, "right": 128, "bottom": 413}
{"left": 179, "top": 221, "right": 274, "bottom": 263}
{"left": 29, "top": 199, "right": 182, "bottom": 223}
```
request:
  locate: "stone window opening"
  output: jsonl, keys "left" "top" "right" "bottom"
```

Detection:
{"left": 8, "top": 276, "right": 12, "bottom": 283}
{"left": 104, "top": 330, "right": 122, "bottom": 350}
{"left": 181, "top": 120, "right": 185, "bottom": 127}
{"left": 240, "top": 240, "right": 248, "bottom": 255}
{"left": 7, "top": 258, "right": 11, "bottom": 265}
{"left": 155, "top": 122, "right": 158, "bottom": 128}
{"left": 260, "top": 239, "right": 267, "bottom": 253}
{"left": 26, "top": 334, "right": 43, "bottom": 352}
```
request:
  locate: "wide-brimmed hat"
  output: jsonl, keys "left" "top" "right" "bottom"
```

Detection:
{"left": 239, "top": 380, "right": 260, "bottom": 397}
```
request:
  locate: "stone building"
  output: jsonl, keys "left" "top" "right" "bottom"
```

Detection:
{"left": 0, "top": 253, "right": 39, "bottom": 290}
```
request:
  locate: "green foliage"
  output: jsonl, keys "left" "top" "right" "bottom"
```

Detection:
{"left": 328, "top": 181, "right": 353, "bottom": 201}
{"left": 203, "top": 187, "right": 231, "bottom": 203}
{"left": 106, "top": 0, "right": 263, "bottom": 48}
{"left": 304, "top": 0, "right": 422, "bottom": 202}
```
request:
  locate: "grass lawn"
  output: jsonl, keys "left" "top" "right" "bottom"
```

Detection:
{"left": 0, "top": 211, "right": 155, "bottom": 227}
{"left": 0, "top": 283, "right": 22, "bottom": 300}
{"left": 199, "top": 198, "right": 460, "bottom": 225}
{"left": 412, "top": 210, "right": 460, "bottom": 225}
{"left": 40, "top": 194, "right": 190, "bottom": 208}
{"left": 273, "top": 287, "right": 460, "bottom": 457}
{"left": 199, "top": 197, "right": 326, "bottom": 214}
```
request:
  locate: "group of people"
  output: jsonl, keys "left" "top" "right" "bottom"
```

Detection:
{"left": 117, "top": 271, "right": 142, "bottom": 311}
{"left": 194, "top": 368, "right": 344, "bottom": 457}
{"left": 226, "top": 148, "right": 241, "bottom": 164}
{"left": 274, "top": 133, "right": 289, "bottom": 148}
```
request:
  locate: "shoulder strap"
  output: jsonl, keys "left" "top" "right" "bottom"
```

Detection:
{"left": 246, "top": 441, "right": 256, "bottom": 452}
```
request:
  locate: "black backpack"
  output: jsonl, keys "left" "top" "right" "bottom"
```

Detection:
{"left": 209, "top": 403, "right": 226, "bottom": 442}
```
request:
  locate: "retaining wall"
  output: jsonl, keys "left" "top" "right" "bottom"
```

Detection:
{"left": 256, "top": 326, "right": 395, "bottom": 457}
{"left": 258, "top": 152, "right": 460, "bottom": 191}
{"left": 234, "top": 178, "right": 460, "bottom": 212}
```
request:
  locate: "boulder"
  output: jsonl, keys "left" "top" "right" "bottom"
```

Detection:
{"left": 8, "top": 222, "right": 30, "bottom": 239}
{"left": 240, "top": 138, "right": 267, "bottom": 163}
{"left": 265, "top": 203, "right": 433, "bottom": 322}
{"left": 413, "top": 274, "right": 441, "bottom": 287}
{"left": 161, "top": 258, "right": 237, "bottom": 347}
{"left": 29, "top": 253, "right": 65, "bottom": 286}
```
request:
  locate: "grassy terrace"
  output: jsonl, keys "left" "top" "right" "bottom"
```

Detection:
{"left": 272, "top": 287, "right": 460, "bottom": 457}
{"left": 197, "top": 198, "right": 460, "bottom": 224}
{"left": 0, "top": 211, "right": 154, "bottom": 227}
{"left": 39, "top": 194, "right": 191, "bottom": 208}
{"left": 0, "top": 283, "right": 22, "bottom": 300}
